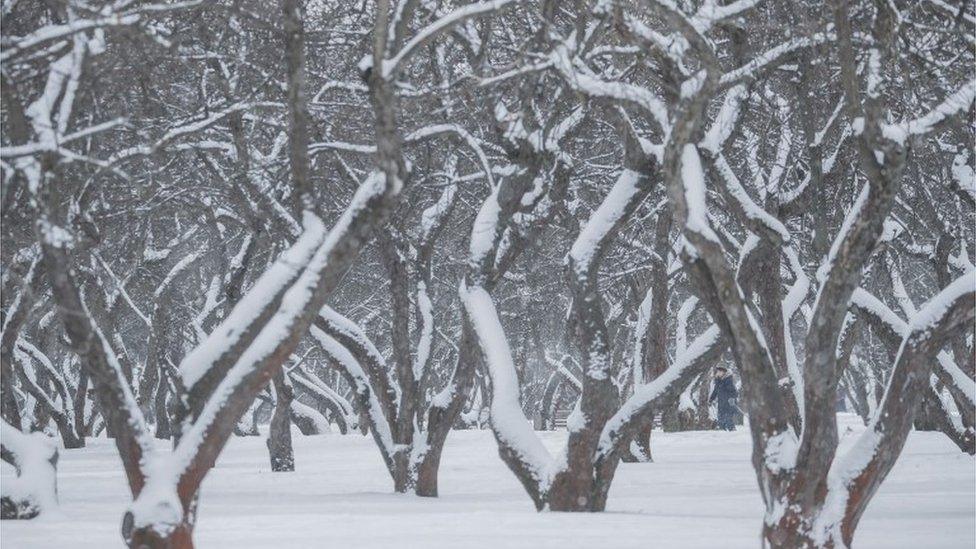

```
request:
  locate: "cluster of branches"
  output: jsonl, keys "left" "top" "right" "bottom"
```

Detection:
{"left": 1, "top": 0, "right": 973, "bottom": 548}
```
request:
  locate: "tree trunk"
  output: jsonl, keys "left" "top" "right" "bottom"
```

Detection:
{"left": 415, "top": 325, "right": 480, "bottom": 497}
{"left": 74, "top": 371, "right": 90, "bottom": 437}
{"left": 234, "top": 399, "right": 262, "bottom": 437}
{"left": 123, "top": 513, "right": 194, "bottom": 549}
{"left": 0, "top": 361, "right": 21, "bottom": 430}
{"left": 619, "top": 420, "right": 653, "bottom": 463}
{"left": 154, "top": 381, "right": 172, "bottom": 440}
{"left": 267, "top": 371, "right": 295, "bottom": 472}
{"left": 413, "top": 452, "right": 440, "bottom": 497}
{"left": 392, "top": 455, "right": 411, "bottom": 493}
{"left": 762, "top": 513, "right": 820, "bottom": 549}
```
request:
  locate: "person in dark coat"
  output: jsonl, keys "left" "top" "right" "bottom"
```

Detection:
{"left": 709, "top": 366, "right": 738, "bottom": 431}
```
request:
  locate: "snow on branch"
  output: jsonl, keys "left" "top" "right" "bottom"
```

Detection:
{"left": 307, "top": 140, "right": 376, "bottom": 155}
{"left": 568, "top": 169, "right": 645, "bottom": 278}
{"left": 12, "top": 341, "right": 73, "bottom": 424}
{"left": 312, "top": 80, "right": 369, "bottom": 102}
{"left": 289, "top": 370, "right": 355, "bottom": 422}
{"left": 23, "top": 47, "right": 81, "bottom": 154}
{"left": 180, "top": 213, "right": 326, "bottom": 389}
{"left": 820, "top": 275, "right": 975, "bottom": 542}
{"left": 461, "top": 284, "right": 553, "bottom": 486}
{"left": 711, "top": 153, "right": 791, "bottom": 242}
{"left": 309, "top": 325, "right": 395, "bottom": 452}
{"left": 131, "top": 170, "right": 400, "bottom": 533}
{"left": 676, "top": 296, "right": 699, "bottom": 356}
{"left": 0, "top": 118, "right": 128, "bottom": 159}
{"left": 679, "top": 144, "right": 720, "bottom": 244}
{"left": 92, "top": 253, "right": 151, "bottom": 328}
{"left": 311, "top": 124, "right": 495, "bottom": 188}
{"left": 108, "top": 102, "right": 283, "bottom": 164}
{"left": 544, "top": 352, "right": 583, "bottom": 390}
{"left": 881, "top": 80, "right": 976, "bottom": 144}
{"left": 631, "top": 290, "right": 655, "bottom": 386}
{"left": 421, "top": 184, "right": 458, "bottom": 243}
{"left": 91, "top": 322, "right": 155, "bottom": 457}
{"left": 154, "top": 251, "right": 202, "bottom": 299}
{"left": 382, "top": 0, "right": 520, "bottom": 78}
{"left": 545, "top": 107, "right": 586, "bottom": 153}
{"left": 1, "top": 2, "right": 200, "bottom": 61}
{"left": 906, "top": 274, "right": 975, "bottom": 337}
{"left": 814, "top": 182, "right": 869, "bottom": 289}
{"left": 406, "top": 124, "right": 495, "bottom": 188}
{"left": 315, "top": 305, "right": 400, "bottom": 422}
{"left": 414, "top": 283, "right": 435, "bottom": 382}
{"left": 719, "top": 33, "right": 831, "bottom": 88}
{"left": 689, "top": 0, "right": 760, "bottom": 33}
{"left": 550, "top": 39, "right": 670, "bottom": 131}
{"left": 468, "top": 185, "right": 505, "bottom": 271}
{"left": 642, "top": 0, "right": 710, "bottom": 48}
{"left": 951, "top": 151, "right": 976, "bottom": 204}
{"left": 476, "top": 60, "right": 554, "bottom": 87}
{"left": 700, "top": 85, "right": 748, "bottom": 154}
{"left": 319, "top": 306, "right": 389, "bottom": 375}
{"left": 598, "top": 325, "right": 722, "bottom": 458}
{"left": 782, "top": 248, "right": 809, "bottom": 408}
{"left": 853, "top": 286, "right": 976, "bottom": 408}
{"left": 613, "top": 14, "right": 686, "bottom": 67}
{"left": 779, "top": 126, "right": 850, "bottom": 208}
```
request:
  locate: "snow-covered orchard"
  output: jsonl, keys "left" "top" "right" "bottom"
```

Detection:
{"left": 3, "top": 417, "right": 974, "bottom": 548}
{"left": 1, "top": 0, "right": 974, "bottom": 548}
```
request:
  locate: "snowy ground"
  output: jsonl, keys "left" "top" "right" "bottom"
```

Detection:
{"left": 2, "top": 414, "right": 973, "bottom": 548}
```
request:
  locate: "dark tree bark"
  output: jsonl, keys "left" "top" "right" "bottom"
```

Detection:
{"left": 267, "top": 370, "right": 295, "bottom": 472}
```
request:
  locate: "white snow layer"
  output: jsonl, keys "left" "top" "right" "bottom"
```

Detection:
{"left": 0, "top": 422, "right": 60, "bottom": 517}
{"left": 180, "top": 213, "right": 327, "bottom": 389}
{"left": 679, "top": 145, "right": 720, "bottom": 243}
{"left": 460, "top": 284, "right": 554, "bottom": 484}
{"left": 2, "top": 416, "right": 971, "bottom": 549}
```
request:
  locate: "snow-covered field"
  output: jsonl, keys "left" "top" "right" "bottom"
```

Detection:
{"left": 2, "top": 414, "right": 973, "bottom": 548}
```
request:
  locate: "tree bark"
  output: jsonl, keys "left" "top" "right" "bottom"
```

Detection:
{"left": 267, "top": 370, "right": 295, "bottom": 472}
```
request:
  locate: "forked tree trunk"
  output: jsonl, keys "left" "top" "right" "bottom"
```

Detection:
{"left": 59, "top": 424, "right": 85, "bottom": 449}
{"left": 122, "top": 515, "right": 194, "bottom": 549}
{"left": 414, "top": 326, "right": 480, "bottom": 497}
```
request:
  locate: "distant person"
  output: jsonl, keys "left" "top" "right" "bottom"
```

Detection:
{"left": 709, "top": 366, "right": 738, "bottom": 431}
